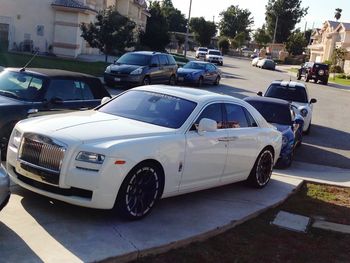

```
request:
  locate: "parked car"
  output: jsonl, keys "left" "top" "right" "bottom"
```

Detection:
{"left": 251, "top": 57, "right": 262, "bottom": 67}
{"left": 0, "top": 152, "right": 10, "bottom": 211}
{"left": 205, "top": 49, "right": 223, "bottom": 66}
{"left": 297, "top": 62, "right": 329, "bottom": 85}
{"left": 257, "top": 80, "right": 317, "bottom": 134}
{"left": 257, "top": 59, "right": 276, "bottom": 70}
{"left": 244, "top": 96, "right": 304, "bottom": 168}
{"left": 195, "top": 47, "right": 208, "bottom": 59}
{"left": 104, "top": 51, "right": 178, "bottom": 87}
{"left": 7, "top": 85, "right": 282, "bottom": 220}
{"left": 0, "top": 68, "right": 110, "bottom": 160}
{"left": 177, "top": 61, "right": 221, "bottom": 86}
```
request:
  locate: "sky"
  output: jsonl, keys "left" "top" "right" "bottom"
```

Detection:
{"left": 170, "top": 0, "right": 350, "bottom": 30}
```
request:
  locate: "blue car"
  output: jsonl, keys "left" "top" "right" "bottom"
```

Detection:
{"left": 177, "top": 61, "right": 221, "bottom": 87}
{"left": 244, "top": 96, "right": 304, "bottom": 168}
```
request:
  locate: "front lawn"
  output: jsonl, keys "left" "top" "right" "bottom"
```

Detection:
{"left": 329, "top": 76, "right": 350, "bottom": 86}
{"left": 0, "top": 51, "right": 108, "bottom": 76}
{"left": 131, "top": 182, "right": 350, "bottom": 263}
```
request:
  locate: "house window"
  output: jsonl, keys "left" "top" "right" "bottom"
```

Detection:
{"left": 37, "top": 25, "right": 44, "bottom": 36}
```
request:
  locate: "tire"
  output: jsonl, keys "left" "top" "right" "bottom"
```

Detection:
{"left": 297, "top": 72, "right": 301, "bottom": 80}
{"left": 275, "top": 152, "right": 293, "bottom": 169}
{"left": 142, "top": 76, "right": 151, "bottom": 86}
{"left": 214, "top": 76, "right": 220, "bottom": 86}
{"left": 322, "top": 80, "right": 328, "bottom": 85}
{"left": 116, "top": 162, "right": 164, "bottom": 220}
{"left": 305, "top": 74, "right": 310, "bottom": 82}
{"left": 314, "top": 78, "right": 318, "bottom": 84}
{"left": 247, "top": 148, "right": 274, "bottom": 188}
{"left": 304, "top": 123, "right": 311, "bottom": 135}
{"left": 197, "top": 76, "right": 203, "bottom": 87}
{"left": 169, "top": 74, "right": 176, "bottom": 85}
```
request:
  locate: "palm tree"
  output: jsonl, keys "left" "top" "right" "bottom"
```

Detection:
{"left": 334, "top": 8, "right": 342, "bottom": 21}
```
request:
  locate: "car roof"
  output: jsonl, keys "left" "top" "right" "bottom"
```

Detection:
{"left": 187, "top": 61, "right": 211, "bottom": 64}
{"left": 270, "top": 80, "right": 306, "bottom": 89}
{"left": 5, "top": 67, "right": 96, "bottom": 78}
{"left": 130, "top": 51, "right": 165, "bottom": 56}
{"left": 244, "top": 96, "right": 291, "bottom": 107}
{"left": 132, "top": 85, "right": 239, "bottom": 104}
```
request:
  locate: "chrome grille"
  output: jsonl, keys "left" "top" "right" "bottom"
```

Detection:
{"left": 19, "top": 134, "right": 66, "bottom": 173}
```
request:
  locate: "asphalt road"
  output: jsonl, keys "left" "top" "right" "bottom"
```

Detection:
{"left": 108, "top": 55, "right": 350, "bottom": 169}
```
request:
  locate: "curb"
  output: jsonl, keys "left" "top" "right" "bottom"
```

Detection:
{"left": 101, "top": 177, "right": 304, "bottom": 263}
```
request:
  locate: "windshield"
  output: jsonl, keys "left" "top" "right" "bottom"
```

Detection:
{"left": 265, "top": 84, "right": 308, "bottom": 103}
{"left": 0, "top": 70, "right": 45, "bottom": 101}
{"left": 208, "top": 50, "right": 221, "bottom": 56}
{"left": 198, "top": 48, "right": 208, "bottom": 52}
{"left": 247, "top": 101, "right": 292, "bottom": 125}
{"left": 183, "top": 62, "right": 206, "bottom": 70}
{"left": 116, "top": 53, "right": 151, "bottom": 66}
{"left": 98, "top": 90, "right": 197, "bottom": 129}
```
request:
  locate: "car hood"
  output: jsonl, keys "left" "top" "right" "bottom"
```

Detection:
{"left": 109, "top": 64, "right": 143, "bottom": 74}
{"left": 178, "top": 68, "right": 203, "bottom": 74}
{"left": 17, "top": 110, "right": 175, "bottom": 144}
{"left": 0, "top": 94, "right": 24, "bottom": 106}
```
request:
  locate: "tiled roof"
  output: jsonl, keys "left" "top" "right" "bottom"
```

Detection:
{"left": 327, "top": 20, "right": 340, "bottom": 29}
{"left": 342, "top": 22, "right": 350, "bottom": 31}
{"left": 52, "top": 0, "right": 97, "bottom": 12}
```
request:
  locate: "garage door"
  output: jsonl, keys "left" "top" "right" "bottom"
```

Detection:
{"left": 0, "top": 23, "right": 9, "bottom": 50}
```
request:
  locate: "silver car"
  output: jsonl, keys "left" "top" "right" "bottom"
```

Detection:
{"left": 0, "top": 152, "right": 10, "bottom": 211}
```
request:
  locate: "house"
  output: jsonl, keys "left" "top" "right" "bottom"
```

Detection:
{"left": 308, "top": 20, "right": 350, "bottom": 74}
{"left": 0, "top": 0, "right": 149, "bottom": 58}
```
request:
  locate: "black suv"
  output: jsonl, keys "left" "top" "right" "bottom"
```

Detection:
{"left": 297, "top": 62, "right": 329, "bottom": 85}
{"left": 0, "top": 68, "right": 110, "bottom": 159}
{"left": 104, "top": 51, "right": 178, "bottom": 87}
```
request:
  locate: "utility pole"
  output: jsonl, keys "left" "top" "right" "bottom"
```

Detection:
{"left": 184, "top": 0, "right": 192, "bottom": 58}
{"left": 273, "top": 15, "right": 279, "bottom": 44}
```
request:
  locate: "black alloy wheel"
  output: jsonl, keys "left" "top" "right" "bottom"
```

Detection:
{"left": 247, "top": 149, "right": 274, "bottom": 188}
{"left": 116, "top": 163, "right": 163, "bottom": 220}
{"left": 214, "top": 76, "right": 220, "bottom": 86}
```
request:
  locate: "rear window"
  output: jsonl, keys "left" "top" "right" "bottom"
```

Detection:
{"left": 265, "top": 84, "right": 308, "bottom": 103}
{"left": 314, "top": 64, "right": 329, "bottom": 70}
{"left": 208, "top": 50, "right": 221, "bottom": 56}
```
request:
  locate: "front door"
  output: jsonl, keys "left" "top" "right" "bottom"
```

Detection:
{"left": 180, "top": 103, "right": 228, "bottom": 191}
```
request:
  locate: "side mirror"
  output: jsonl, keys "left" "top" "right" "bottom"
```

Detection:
{"left": 50, "top": 97, "right": 64, "bottom": 105}
{"left": 310, "top": 98, "right": 317, "bottom": 104}
{"left": 197, "top": 118, "right": 217, "bottom": 134}
{"left": 101, "top": 96, "right": 111, "bottom": 105}
{"left": 257, "top": 91, "right": 263, "bottom": 97}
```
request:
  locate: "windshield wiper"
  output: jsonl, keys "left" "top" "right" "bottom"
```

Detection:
{"left": 0, "top": 90, "right": 20, "bottom": 99}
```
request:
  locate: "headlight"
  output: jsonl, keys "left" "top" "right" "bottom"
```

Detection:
{"left": 105, "top": 66, "right": 111, "bottom": 73}
{"left": 130, "top": 67, "right": 143, "bottom": 75}
{"left": 300, "top": 109, "right": 308, "bottom": 117}
{"left": 76, "top": 151, "right": 105, "bottom": 164}
{"left": 11, "top": 129, "right": 22, "bottom": 148}
{"left": 282, "top": 136, "right": 289, "bottom": 147}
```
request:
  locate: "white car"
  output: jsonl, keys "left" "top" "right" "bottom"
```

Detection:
{"left": 258, "top": 81, "right": 317, "bottom": 134}
{"left": 195, "top": 47, "right": 208, "bottom": 59}
{"left": 251, "top": 57, "right": 262, "bottom": 67}
{"left": 7, "top": 86, "right": 282, "bottom": 219}
{"left": 205, "top": 49, "right": 223, "bottom": 66}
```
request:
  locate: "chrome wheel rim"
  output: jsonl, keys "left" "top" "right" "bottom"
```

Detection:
{"left": 125, "top": 167, "right": 159, "bottom": 217}
{"left": 256, "top": 151, "right": 273, "bottom": 186}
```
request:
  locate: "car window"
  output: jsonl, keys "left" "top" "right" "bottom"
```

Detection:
{"left": 159, "top": 55, "right": 168, "bottom": 66}
{"left": 150, "top": 56, "right": 159, "bottom": 66}
{"left": 244, "top": 108, "right": 258, "bottom": 127}
{"left": 207, "top": 64, "right": 216, "bottom": 71}
{"left": 167, "top": 55, "right": 177, "bottom": 65}
{"left": 195, "top": 103, "right": 224, "bottom": 129}
{"left": 74, "top": 81, "right": 94, "bottom": 100}
{"left": 117, "top": 53, "right": 151, "bottom": 66}
{"left": 224, "top": 104, "right": 249, "bottom": 128}
{"left": 183, "top": 62, "right": 206, "bottom": 70}
{"left": 45, "top": 79, "right": 83, "bottom": 101}
{"left": 265, "top": 84, "right": 308, "bottom": 103}
{"left": 98, "top": 90, "right": 197, "bottom": 129}
{"left": 208, "top": 50, "right": 221, "bottom": 56}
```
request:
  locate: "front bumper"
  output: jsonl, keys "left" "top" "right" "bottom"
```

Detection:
{"left": 104, "top": 73, "right": 143, "bottom": 87}
{"left": 206, "top": 58, "right": 223, "bottom": 64}
{"left": 177, "top": 75, "right": 198, "bottom": 84}
{"left": 0, "top": 161, "right": 10, "bottom": 211}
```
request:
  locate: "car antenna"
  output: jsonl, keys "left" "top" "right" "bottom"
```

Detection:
{"left": 20, "top": 51, "right": 39, "bottom": 72}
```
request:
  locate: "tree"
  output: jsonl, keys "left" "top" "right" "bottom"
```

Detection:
{"left": 80, "top": 6, "right": 136, "bottom": 62}
{"left": 140, "top": 1, "right": 170, "bottom": 51}
{"left": 218, "top": 5, "right": 254, "bottom": 39}
{"left": 190, "top": 17, "right": 217, "bottom": 47}
{"left": 218, "top": 37, "right": 230, "bottom": 54}
{"left": 253, "top": 25, "right": 272, "bottom": 47}
{"left": 265, "top": 0, "right": 308, "bottom": 43}
{"left": 161, "top": 0, "right": 187, "bottom": 32}
{"left": 286, "top": 31, "right": 307, "bottom": 55}
{"left": 334, "top": 8, "right": 342, "bottom": 21}
{"left": 234, "top": 32, "right": 246, "bottom": 48}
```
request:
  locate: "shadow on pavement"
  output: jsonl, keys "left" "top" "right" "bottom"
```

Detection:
{"left": 326, "top": 82, "right": 350, "bottom": 91}
{"left": 221, "top": 72, "right": 246, "bottom": 80}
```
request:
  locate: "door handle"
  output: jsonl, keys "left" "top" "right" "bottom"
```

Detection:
{"left": 218, "top": 136, "right": 238, "bottom": 142}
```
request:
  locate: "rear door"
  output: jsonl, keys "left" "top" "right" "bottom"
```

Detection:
{"left": 159, "top": 54, "right": 171, "bottom": 83}
{"left": 148, "top": 55, "right": 162, "bottom": 84}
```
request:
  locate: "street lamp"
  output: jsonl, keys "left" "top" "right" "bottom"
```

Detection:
{"left": 184, "top": 0, "right": 192, "bottom": 58}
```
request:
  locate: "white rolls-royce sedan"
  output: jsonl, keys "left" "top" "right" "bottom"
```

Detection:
{"left": 7, "top": 86, "right": 282, "bottom": 219}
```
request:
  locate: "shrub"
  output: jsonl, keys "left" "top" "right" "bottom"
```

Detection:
{"left": 347, "top": 75, "right": 350, "bottom": 80}
{"left": 338, "top": 73, "right": 347, "bottom": 79}
{"left": 323, "top": 60, "right": 332, "bottom": 65}
{"left": 330, "top": 65, "right": 343, "bottom": 73}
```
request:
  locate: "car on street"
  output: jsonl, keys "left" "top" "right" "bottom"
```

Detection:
{"left": 104, "top": 51, "right": 178, "bottom": 87}
{"left": 251, "top": 57, "right": 262, "bottom": 67}
{"left": 244, "top": 96, "right": 304, "bottom": 168}
{"left": 177, "top": 61, "right": 221, "bottom": 87}
{"left": 0, "top": 68, "right": 110, "bottom": 160}
{"left": 297, "top": 62, "right": 329, "bottom": 85}
{"left": 257, "top": 80, "right": 317, "bottom": 134}
{"left": 257, "top": 59, "right": 276, "bottom": 70}
{"left": 0, "top": 153, "right": 10, "bottom": 211}
{"left": 7, "top": 85, "right": 282, "bottom": 220}
{"left": 205, "top": 49, "right": 223, "bottom": 66}
{"left": 195, "top": 47, "right": 208, "bottom": 59}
